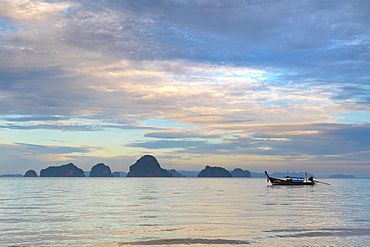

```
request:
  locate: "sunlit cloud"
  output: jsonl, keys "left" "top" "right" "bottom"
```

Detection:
{"left": 0, "top": 0, "right": 72, "bottom": 23}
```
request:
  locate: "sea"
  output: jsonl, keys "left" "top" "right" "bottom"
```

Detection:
{"left": 1, "top": 177, "right": 369, "bottom": 247}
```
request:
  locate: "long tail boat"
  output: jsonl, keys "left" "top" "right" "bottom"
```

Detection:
{"left": 265, "top": 171, "right": 315, "bottom": 185}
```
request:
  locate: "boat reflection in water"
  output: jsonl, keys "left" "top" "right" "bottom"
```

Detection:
{"left": 265, "top": 171, "right": 315, "bottom": 185}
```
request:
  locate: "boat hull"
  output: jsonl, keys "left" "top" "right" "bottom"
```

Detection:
{"left": 268, "top": 177, "right": 315, "bottom": 185}
{"left": 265, "top": 171, "right": 315, "bottom": 185}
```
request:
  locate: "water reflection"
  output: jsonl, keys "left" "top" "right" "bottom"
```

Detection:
{"left": 0, "top": 178, "right": 369, "bottom": 246}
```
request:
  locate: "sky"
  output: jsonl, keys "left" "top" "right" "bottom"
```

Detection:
{"left": 0, "top": 0, "right": 370, "bottom": 177}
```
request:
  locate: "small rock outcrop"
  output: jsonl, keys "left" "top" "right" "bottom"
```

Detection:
{"left": 127, "top": 155, "right": 172, "bottom": 177}
{"left": 231, "top": 168, "right": 251, "bottom": 177}
{"left": 168, "top": 169, "right": 185, "bottom": 177}
{"left": 40, "top": 163, "right": 85, "bottom": 177}
{"left": 90, "top": 163, "right": 113, "bottom": 177}
{"left": 198, "top": 166, "right": 232, "bottom": 177}
{"left": 24, "top": 170, "right": 37, "bottom": 177}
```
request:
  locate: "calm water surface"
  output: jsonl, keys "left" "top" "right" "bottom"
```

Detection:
{"left": 0, "top": 178, "right": 369, "bottom": 246}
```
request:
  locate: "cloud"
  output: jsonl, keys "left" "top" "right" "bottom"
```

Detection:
{"left": 1, "top": 0, "right": 368, "bottom": 122}
{"left": 0, "top": 141, "right": 104, "bottom": 173}
{"left": 0, "top": 123, "right": 104, "bottom": 131}
{"left": 145, "top": 130, "right": 222, "bottom": 139}
{"left": 0, "top": 0, "right": 72, "bottom": 22}
{"left": 14, "top": 142, "right": 94, "bottom": 155}
{"left": 128, "top": 123, "right": 370, "bottom": 159}
{"left": 0, "top": 119, "right": 159, "bottom": 132}
{"left": 126, "top": 140, "right": 208, "bottom": 150}
{"left": 0, "top": 0, "right": 370, "bottom": 175}
{"left": 3, "top": 115, "right": 69, "bottom": 122}
{"left": 1, "top": 53, "right": 343, "bottom": 126}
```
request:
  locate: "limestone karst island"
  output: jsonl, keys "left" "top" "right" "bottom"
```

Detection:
{"left": 23, "top": 155, "right": 251, "bottom": 178}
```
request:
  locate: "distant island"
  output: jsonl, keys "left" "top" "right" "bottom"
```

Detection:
{"left": 231, "top": 168, "right": 251, "bottom": 177}
{"left": 0, "top": 174, "right": 23, "bottom": 177}
{"left": 40, "top": 163, "right": 85, "bottom": 177}
{"left": 24, "top": 170, "right": 37, "bottom": 177}
{"left": 329, "top": 174, "right": 356, "bottom": 178}
{"left": 127, "top": 155, "right": 172, "bottom": 177}
{"left": 198, "top": 166, "right": 232, "bottom": 177}
{"left": 90, "top": 163, "right": 113, "bottom": 177}
{"left": 112, "top": 172, "right": 128, "bottom": 177}
{"left": 168, "top": 169, "right": 185, "bottom": 177}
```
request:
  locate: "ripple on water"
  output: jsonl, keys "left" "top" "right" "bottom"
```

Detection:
{"left": 118, "top": 238, "right": 250, "bottom": 245}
